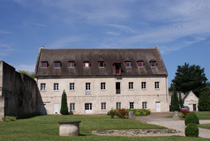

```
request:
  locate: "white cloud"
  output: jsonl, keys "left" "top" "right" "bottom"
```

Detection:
{"left": 47, "top": 36, "right": 86, "bottom": 49}
{"left": 106, "top": 31, "right": 120, "bottom": 36}
{"left": 0, "top": 44, "right": 14, "bottom": 56}
{"left": 0, "top": 30, "right": 11, "bottom": 34}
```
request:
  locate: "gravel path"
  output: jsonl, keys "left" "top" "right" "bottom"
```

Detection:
{"left": 135, "top": 112, "right": 210, "bottom": 139}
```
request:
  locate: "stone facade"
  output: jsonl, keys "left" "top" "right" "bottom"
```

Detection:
{"left": 0, "top": 61, "right": 42, "bottom": 119}
{"left": 183, "top": 91, "right": 198, "bottom": 111}
{"left": 36, "top": 76, "right": 169, "bottom": 114}
{"left": 35, "top": 47, "right": 169, "bottom": 114}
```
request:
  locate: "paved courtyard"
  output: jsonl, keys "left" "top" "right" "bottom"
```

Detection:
{"left": 135, "top": 112, "right": 210, "bottom": 139}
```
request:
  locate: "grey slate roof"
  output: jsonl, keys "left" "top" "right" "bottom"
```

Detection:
{"left": 35, "top": 47, "right": 167, "bottom": 77}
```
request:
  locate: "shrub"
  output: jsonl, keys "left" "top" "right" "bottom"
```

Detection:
{"left": 126, "top": 109, "right": 151, "bottom": 116}
{"left": 185, "top": 112, "right": 199, "bottom": 125}
{"left": 185, "top": 123, "right": 199, "bottom": 137}
{"left": 2, "top": 116, "right": 16, "bottom": 122}
{"left": 181, "top": 109, "right": 190, "bottom": 118}
{"left": 107, "top": 109, "right": 115, "bottom": 118}
{"left": 60, "top": 90, "right": 68, "bottom": 115}
{"left": 114, "top": 109, "right": 129, "bottom": 119}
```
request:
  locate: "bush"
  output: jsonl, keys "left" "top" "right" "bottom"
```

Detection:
{"left": 185, "top": 112, "right": 199, "bottom": 125}
{"left": 126, "top": 109, "right": 151, "bottom": 116}
{"left": 107, "top": 109, "right": 115, "bottom": 118}
{"left": 181, "top": 109, "right": 190, "bottom": 118}
{"left": 185, "top": 123, "right": 199, "bottom": 137}
{"left": 114, "top": 109, "right": 129, "bottom": 119}
{"left": 2, "top": 116, "right": 16, "bottom": 122}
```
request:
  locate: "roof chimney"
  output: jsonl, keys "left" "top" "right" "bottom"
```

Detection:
{"left": 41, "top": 45, "right": 44, "bottom": 49}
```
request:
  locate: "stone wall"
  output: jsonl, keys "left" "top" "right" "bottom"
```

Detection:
{"left": 0, "top": 61, "right": 43, "bottom": 120}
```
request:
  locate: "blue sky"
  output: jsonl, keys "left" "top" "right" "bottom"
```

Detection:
{"left": 0, "top": 0, "right": 210, "bottom": 85}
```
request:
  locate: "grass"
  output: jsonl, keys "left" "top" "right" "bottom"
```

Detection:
{"left": 199, "top": 124, "right": 210, "bottom": 130}
{"left": 195, "top": 112, "right": 210, "bottom": 120}
{"left": 0, "top": 115, "right": 208, "bottom": 141}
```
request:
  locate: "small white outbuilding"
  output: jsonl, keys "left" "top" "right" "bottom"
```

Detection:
{"left": 183, "top": 91, "right": 199, "bottom": 111}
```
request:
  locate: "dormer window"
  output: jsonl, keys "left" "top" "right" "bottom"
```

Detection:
{"left": 125, "top": 61, "right": 131, "bottom": 67}
{"left": 137, "top": 61, "right": 144, "bottom": 67}
{"left": 114, "top": 60, "right": 121, "bottom": 75}
{"left": 150, "top": 61, "right": 157, "bottom": 67}
{"left": 98, "top": 61, "right": 105, "bottom": 67}
{"left": 54, "top": 61, "right": 61, "bottom": 68}
{"left": 68, "top": 61, "right": 75, "bottom": 68}
{"left": 83, "top": 61, "right": 90, "bottom": 68}
{"left": 41, "top": 61, "right": 48, "bottom": 68}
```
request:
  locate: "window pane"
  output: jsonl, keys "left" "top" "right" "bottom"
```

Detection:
{"left": 101, "top": 82, "right": 105, "bottom": 90}
{"left": 70, "top": 83, "right": 75, "bottom": 90}
{"left": 129, "top": 82, "right": 133, "bottom": 89}
{"left": 85, "top": 62, "right": 89, "bottom": 67}
{"left": 130, "top": 102, "right": 134, "bottom": 109}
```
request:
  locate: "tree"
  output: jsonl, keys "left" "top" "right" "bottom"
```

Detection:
{"left": 198, "top": 91, "right": 210, "bottom": 111}
{"left": 18, "top": 70, "right": 34, "bottom": 79}
{"left": 60, "top": 90, "right": 68, "bottom": 115}
{"left": 178, "top": 93, "right": 183, "bottom": 107}
{"left": 171, "top": 91, "right": 180, "bottom": 111}
{"left": 171, "top": 63, "right": 208, "bottom": 97}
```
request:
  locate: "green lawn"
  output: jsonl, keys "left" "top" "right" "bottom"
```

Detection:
{"left": 195, "top": 112, "right": 210, "bottom": 120}
{"left": 0, "top": 115, "right": 208, "bottom": 141}
{"left": 199, "top": 124, "right": 210, "bottom": 130}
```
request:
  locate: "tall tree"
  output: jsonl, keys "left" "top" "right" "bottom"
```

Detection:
{"left": 198, "top": 91, "right": 210, "bottom": 111}
{"left": 178, "top": 93, "right": 183, "bottom": 107}
{"left": 171, "top": 91, "right": 180, "bottom": 111}
{"left": 60, "top": 90, "right": 68, "bottom": 115}
{"left": 171, "top": 63, "right": 207, "bottom": 97}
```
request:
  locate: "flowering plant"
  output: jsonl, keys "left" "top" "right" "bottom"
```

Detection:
{"left": 114, "top": 109, "right": 129, "bottom": 119}
{"left": 181, "top": 109, "right": 190, "bottom": 118}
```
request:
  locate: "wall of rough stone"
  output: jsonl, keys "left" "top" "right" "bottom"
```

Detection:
{"left": 0, "top": 61, "right": 43, "bottom": 119}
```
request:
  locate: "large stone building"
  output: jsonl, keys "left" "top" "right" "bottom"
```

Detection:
{"left": 35, "top": 46, "right": 169, "bottom": 114}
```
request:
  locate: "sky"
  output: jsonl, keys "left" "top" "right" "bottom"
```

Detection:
{"left": 0, "top": 0, "right": 210, "bottom": 85}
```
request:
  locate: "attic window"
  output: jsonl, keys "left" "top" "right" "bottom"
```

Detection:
{"left": 137, "top": 61, "right": 144, "bottom": 67}
{"left": 68, "top": 61, "right": 75, "bottom": 68}
{"left": 98, "top": 61, "right": 105, "bottom": 67}
{"left": 83, "top": 61, "right": 90, "bottom": 68}
{"left": 41, "top": 61, "right": 48, "bottom": 68}
{"left": 125, "top": 61, "right": 131, "bottom": 67}
{"left": 150, "top": 61, "right": 157, "bottom": 67}
{"left": 54, "top": 61, "right": 61, "bottom": 68}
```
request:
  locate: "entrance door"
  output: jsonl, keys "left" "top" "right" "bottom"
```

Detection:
{"left": 156, "top": 102, "right": 160, "bottom": 112}
{"left": 54, "top": 104, "right": 59, "bottom": 114}
{"left": 193, "top": 104, "right": 197, "bottom": 111}
{"left": 85, "top": 103, "right": 92, "bottom": 114}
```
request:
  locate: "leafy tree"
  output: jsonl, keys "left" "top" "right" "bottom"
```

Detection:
{"left": 178, "top": 93, "right": 183, "bottom": 107}
{"left": 171, "top": 91, "right": 180, "bottom": 111}
{"left": 60, "top": 90, "right": 68, "bottom": 115}
{"left": 171, "top": 63, "right": 207, "bottom": 97}
{"left": 198, "top": 91, "right": 210, "bottom": 111}
{"left": 18, "top": 70, "right": 34, "bottom": 79}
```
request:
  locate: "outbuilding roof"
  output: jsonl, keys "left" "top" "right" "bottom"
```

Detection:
{"left": 35, "top": 46, "right": 167, "bottom": 78}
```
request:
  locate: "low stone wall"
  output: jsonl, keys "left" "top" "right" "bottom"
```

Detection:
{"left": 0, "top": 61, "right": 43, "bottom": 118}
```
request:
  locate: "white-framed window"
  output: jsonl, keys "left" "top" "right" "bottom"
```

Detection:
{"left": 70, "top": 103, "right": 75, "bottom": 111}
{"left": 116, "top": 102, "right": 121, "bottom": 109}
{"left": 101, "top": 102, "right": 106, "bottom": 110}
{"left": 155, "top": 82, "right": 159, "bottom": 89}
{"left": 70, "top": 83, "right": 75, "bottom": 90}
{"left": 84, "top": 62, "right": 90, "bottom": 67}
{"left": 40, "top": 83, "right": 46, "bottom": 91}
{"left": 54, "top": 83, "right": 59, "bottom": 90}
{"left": 86, "top": 83, "right": 91, "bottom": 94}
{"left": 142, "top": 102, "right": 147, "bottom": 109}
{"left": 101, "top": 82, "right": 106, "bottom": 90}
{"left": 141, "top": 82, "right": 146, "bottom": 89}
{"left": 129, "top": 82, "right": 133, "bottom": 89}
{"left": 68, "top": 61, "right": 75, "bottom": 68}
{"left": 130, "top": 102, "right": 134, "bottom": 109}
{"left": 125, "top": 61, "right": 131, "bottom": 67}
